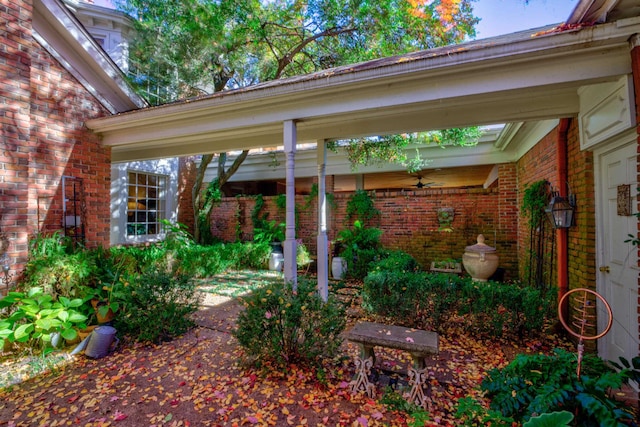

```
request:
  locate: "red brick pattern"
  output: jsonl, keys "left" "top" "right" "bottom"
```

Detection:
{"left": 177, "top": 156, "right": 197, "bottom": 235}
{"left": 208, "top": 180, "right": 520, "bottom": 279}
{"left": 1, "top": 0, "right": 111, "bottom": 282}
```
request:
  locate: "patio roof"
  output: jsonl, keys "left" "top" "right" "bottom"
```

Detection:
{"left": 86, "top": 16, "right": 639, "bottom": 164}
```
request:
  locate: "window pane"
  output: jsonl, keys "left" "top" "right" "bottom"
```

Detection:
{"left": 126, "top": 171, "right": 167, "bottom": 237}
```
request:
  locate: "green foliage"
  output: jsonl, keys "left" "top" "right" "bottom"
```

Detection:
{"left": 253, "top": 220, "right": 285, "bottom": 244}
{"left": 114, "top": 270, "right": 202, "bottom": 344}
{"left": 336, "top": 220, "right": 383, "bottom": 280}
{"left": 454, "top": 396, "right": 515, "bottom": 427}
{"left": 0, "top": 288, "right": 87, "bottom": 350}
{"left": 275, "top": 194, "right": 287, "bottom": 211}
{"left": 523, "top": 411, "right": 573, "bottom": 427}
{"left": 296, "top": 242, "right": 312, "bottom": 269}
{"left": 346, "top": 190, "right": 380, "bottom": 225}
{"left": 197, "top": 179, "right": 222, "bottom": 245}
{"left": 331, "top": 128, "right": 483, "bottom": 172}
{"left": 21, "top": 233, "right": 95, "bottom": 299}
{"left": 161, "top": 219, "right": 194, "bottom": 250}
{"left": 481, "top": 348, "right": 636, "bottom": 425}
{"left": 362, "top": 272, "right": 554, "bottom": 336}
{"left": 380, "top": 387, "right": 430, "bottom": 426}
{"left": 370, "top": 250, "right": 419, "bottom": 273}
{"left": 522, "top": 180, "right": 550, "bottom": 229}
{"left": 117, "top": 0, "right": 478, "bottom": 105}
{"left": 234, "top": 279, "right": 346, "bottom": 368}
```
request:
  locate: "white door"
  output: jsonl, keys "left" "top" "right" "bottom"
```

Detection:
{"left": 596, "top": 134, "right": 639, "bottom": 365}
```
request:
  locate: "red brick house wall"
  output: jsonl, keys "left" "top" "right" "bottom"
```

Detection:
{"left": 1, "top": 0, "right": 112, "bottom": 282}
{"left": 515, "top": 120, "right": 596, "bottom": 293}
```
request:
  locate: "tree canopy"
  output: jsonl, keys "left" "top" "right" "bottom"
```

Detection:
{"left": 116, "top": 0, "right": 479, "bottom": 102}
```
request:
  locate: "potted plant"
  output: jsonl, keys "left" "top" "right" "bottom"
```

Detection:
{"left": 430, "top": 258, "right": 462, "bottom": 274}
{"left": 254, "top": 220, "right": 286, "bottom": 271}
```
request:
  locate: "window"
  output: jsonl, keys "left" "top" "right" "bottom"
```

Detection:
{"left": 126, "top": 171, "right": 166, "bottom": 236}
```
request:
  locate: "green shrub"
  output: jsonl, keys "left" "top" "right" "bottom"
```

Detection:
{"left": 461, "top": 281, "right": 552, "bottom": 336}
{"left": 370, "top": 250, "right": 419, "bottom": 273}
{"left": 234, "top": 278, "right": 346, "bottom": 368}
{"left": 114, "top": 270, "right": 202, "bottom": 343}
{"left": 362, "top": 270, "right": 427, "bottom": 322}
{"left": 336, "top": 220, "right": 383, "bottom": 280}
{"left": 454, "top": 396, "right": 515, "bottom": 427}
{"left": 362, "top": 272, "right": 553, "bottom": 336}
{"left": 481, "top": 348, "right": 636, "bottom": 425}
{"left": 21, "top": 233, "right": 95, "bottom": 299}
{"left": 174, "top": 245, "right": 231, "bottom": 277}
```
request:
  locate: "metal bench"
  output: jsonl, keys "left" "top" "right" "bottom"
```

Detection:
{"left": 345, "top": 321, "right": 439, "bottom": 408}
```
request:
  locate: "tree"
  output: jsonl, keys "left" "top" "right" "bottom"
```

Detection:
{"left": 115, "top": 0, "right": 480, "bottom": 242}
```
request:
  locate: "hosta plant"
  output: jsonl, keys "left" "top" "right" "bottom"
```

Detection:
{"left": 0, "top": 287, "right": 88, "bottom": 350}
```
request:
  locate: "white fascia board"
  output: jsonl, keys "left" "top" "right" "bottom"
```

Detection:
{"left": 93, "top": 19, "right": 639, "bottom": 163}
{"left": 33, "top": 0, "right": 146, "bottom": 113}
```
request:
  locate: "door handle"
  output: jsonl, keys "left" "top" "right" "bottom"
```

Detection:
{"left": 599, "top": 266, "right": 610, "bottom": 273}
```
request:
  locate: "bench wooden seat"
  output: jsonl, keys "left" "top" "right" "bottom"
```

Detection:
{"left": 345, "top": 321, "right": 439, "bottom": 407}
{"left": 345, "top": 321, "right": 439, "bottom": 368}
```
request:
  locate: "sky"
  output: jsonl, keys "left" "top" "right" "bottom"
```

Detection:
{"left": 94, "top": 0, "right": 581, "bottom": 40}
{"left": 474, "top": 0, "right": 580, "bottom": 38}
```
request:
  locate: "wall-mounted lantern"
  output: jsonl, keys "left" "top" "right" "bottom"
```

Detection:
{"left": 546, "top": 187, "right": 576, "bottom": 229}
{"left": 1, "top": 253, "right": 13, "bottom": 287}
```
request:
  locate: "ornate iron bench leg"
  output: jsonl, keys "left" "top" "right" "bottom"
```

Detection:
{"left": 349, "top": 356, "right": 376, "bottom": 398}
{"left": 407, "top": 366, "right": 430, "bottom": 410}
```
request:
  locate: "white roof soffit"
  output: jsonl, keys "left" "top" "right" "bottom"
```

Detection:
{"left": 33, "top": 0, "right": 147, "bottom": 114}
{"left": 86, "top": 19, "right": 639, "bottom": 163}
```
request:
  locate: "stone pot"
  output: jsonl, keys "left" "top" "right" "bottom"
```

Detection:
{"left": 462, "top": 234, "right": 499, "bottom": 282}
{"left": 331, "top": 257, "right": 347, "bottom": 279}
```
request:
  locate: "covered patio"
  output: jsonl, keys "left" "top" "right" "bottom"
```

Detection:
{"left": 87, "top": 2, "right": 640, "bottom": 364}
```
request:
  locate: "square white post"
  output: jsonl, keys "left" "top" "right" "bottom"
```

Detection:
{"left": 283, "top": 120, "right": 297, "bottom": 288}
{"left": 317, "top": 140, "right": 329, "bottom": 301}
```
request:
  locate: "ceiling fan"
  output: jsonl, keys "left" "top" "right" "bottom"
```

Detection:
{"left": 413, "top": 175, "right": 437, "bottom": 189}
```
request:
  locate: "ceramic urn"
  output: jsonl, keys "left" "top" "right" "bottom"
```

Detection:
{"left": 462, "top": 234, "right": 499, "bottom": 282}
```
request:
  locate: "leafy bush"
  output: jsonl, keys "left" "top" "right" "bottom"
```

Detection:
{"left": 21, "top": 233, "right": 96, "bottom": 299}
{"left": 370, "top": 250, "right": 419, "bottom": 273}
{"left": 0, "top": 287, "right": 87, "bottom": 351}
{"left": 336, "top": 220, "right": 383, "bottom": 280}
{"left": 454, "top": 396, "right": 515, "bottom": 427}
{"left": 114, "top": 270, "right": 202, "bottom": 343}
{"left": 362, "top": 270, "right": 427, "bottom": 321}
{"left": 481, "top": 348, "right": 636, "bottom": 426}
{"left": 346, "top": 189, "right": 380, "bottom": 225}
{"left": 362, "top": 272, "right": 553, "bottom": 336}
{"left": 234, "top": 278, "right": 346, "bottom": 368}
{"left": 460, "top": 281, "right": 553, "bottom": 336}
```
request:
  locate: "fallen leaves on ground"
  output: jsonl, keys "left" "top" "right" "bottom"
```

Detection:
{"left": 0, "top": 277, "right": 572, "bottom": 427}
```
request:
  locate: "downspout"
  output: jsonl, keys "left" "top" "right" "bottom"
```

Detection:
{"left": 557, "top": 118, "right": 571, "bottom": 309}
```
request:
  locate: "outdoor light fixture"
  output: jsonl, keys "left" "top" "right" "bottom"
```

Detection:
{"left": 546, "top": 186, "right": 576, "bottom": 229}
{"left": 1, "top": 253, "right": 13, "bottom": 287}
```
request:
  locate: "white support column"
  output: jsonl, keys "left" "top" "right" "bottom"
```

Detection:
{"left": 283, "top": 120, "right": 298, "bottom": 288}
{"left": 317, "top": 140, "right": 329, "bottom": 301}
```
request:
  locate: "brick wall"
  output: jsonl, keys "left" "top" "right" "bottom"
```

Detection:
{"left": 515, "top": 120, "right": 596, "bottom": 292}
{"left": 1, "top": 0, "right": 111, "bottom": 283}
{"left": 208, "top": 172, "right": 520, "bottom": 279}
{"left": 516, "top": 127, "right": 559, "bottom": 282}
{"left": 177, "top": 156, "right": 197, "bottom": 235}
{"left": 566, "top": 121, "right": 596, "bottom": 292}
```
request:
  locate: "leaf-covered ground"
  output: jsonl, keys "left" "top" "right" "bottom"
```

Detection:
{"left": 0, "top": 272, "right": 580, "bottom": 426}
